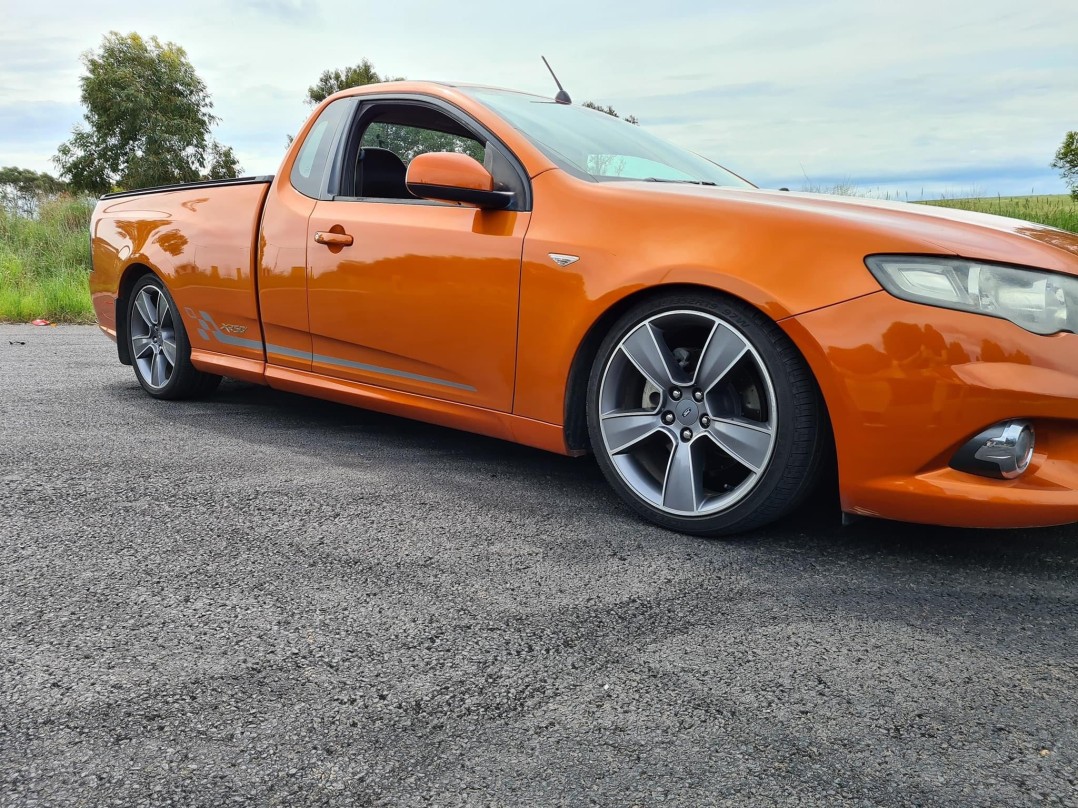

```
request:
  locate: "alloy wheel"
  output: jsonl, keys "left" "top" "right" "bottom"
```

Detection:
{"left": 130, "top": 285, "right": 178, "bottom": 390}
{"left": 597, "top": 309, "right": 778, "bottom": 517}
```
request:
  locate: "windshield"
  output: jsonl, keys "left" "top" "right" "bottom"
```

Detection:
{"left": 464, "top": 87, "right": 753, "bottom": 188}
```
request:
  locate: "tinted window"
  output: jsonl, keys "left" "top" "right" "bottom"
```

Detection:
{"left": 349, "top": 107, "right": 489, "bottom": 200}
{"left": 360, "top": 121, "right": 484, "bottom": 166}
{"left": 332, "top": 101, "right": 529, "bottom": 209}
{"left": 465, "top": 87, "right": 753, "bottom": 187}
{"left": 290, "top": 99, "right": 351, "bottom": 198}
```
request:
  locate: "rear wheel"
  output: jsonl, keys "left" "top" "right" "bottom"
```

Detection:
{"left": 587, "top": 290, "right": 827, "bottom": 536}
{"left": 127, "top": 274, "right": 220, "bottom": 400}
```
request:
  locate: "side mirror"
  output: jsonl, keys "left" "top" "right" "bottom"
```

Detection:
{"left": 405, "top": 152, "right": 514, "bottom": 210}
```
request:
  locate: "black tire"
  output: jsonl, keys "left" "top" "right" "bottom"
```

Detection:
{"left": 586, "top": 290, "right": 828, "bottom": 536}
{"left": 127, "top": 274, "right": 221, "bottom": 400}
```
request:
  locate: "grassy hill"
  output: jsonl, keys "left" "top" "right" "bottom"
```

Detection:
{"left": 921, "top": 194, "right": 1077, "bottom": 233}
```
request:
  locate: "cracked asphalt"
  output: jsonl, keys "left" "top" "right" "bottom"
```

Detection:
{"left": 1, "top": 324, "right": 1076, "bottom": 807}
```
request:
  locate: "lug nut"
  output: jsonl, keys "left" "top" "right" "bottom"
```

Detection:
{"left": 669, "top": 388, "right": 682, "bottom": 401}
{"left": 680, "top": 428, "right": 693, "bottom": 442}
{"left": 693, "top": 389, "right": 704, "bottom": 402}
{"left": 662, "top": 411, "right": 675, "bottom": 425}
{"left": 700, "top": 415, "right": 711, "bottom": 428}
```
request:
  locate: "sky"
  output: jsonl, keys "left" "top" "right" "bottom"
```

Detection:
{"left": 1, "top": 0, "right": 1075, "bottom": 200}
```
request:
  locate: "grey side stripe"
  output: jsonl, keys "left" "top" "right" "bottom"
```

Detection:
{"left": 189, "top": 308, "right": 475, "bottom": 392}
{"left": 266, "top": 344, "right": 314, "bottom": 361}
{"left": 310, "top": 352, "right": 477, "bottom": 392}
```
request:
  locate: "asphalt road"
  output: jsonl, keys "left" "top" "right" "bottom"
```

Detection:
{"left": 1, "top": 324, "right": 1076, "bottom": 807}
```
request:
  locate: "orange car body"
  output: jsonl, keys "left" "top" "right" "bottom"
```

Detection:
{"left": 90, "top": 81, "right": 1078, "bottom": 529}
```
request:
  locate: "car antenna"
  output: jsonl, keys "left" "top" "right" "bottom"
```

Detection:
{"left": 541, "top": 56, "right": 572, "bottom": 105}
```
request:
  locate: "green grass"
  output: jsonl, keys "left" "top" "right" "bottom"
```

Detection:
{"left": 0, "top": 196, "right": 96, "bottom": 323}
{"left": 1, "top": 189, "right": 1073, "bottom": 326}
{"left": 800, "top": 182, "right": 1078, "bottom": 234}
{"left": 922, "top": 194, "right": 1078, "bottom": 234}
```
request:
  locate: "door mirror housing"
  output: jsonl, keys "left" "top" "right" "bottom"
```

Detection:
{"left": 405, "top": 152, "right": 514, "bottom": 210}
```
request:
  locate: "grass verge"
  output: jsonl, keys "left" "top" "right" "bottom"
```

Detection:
{"left": 0, "top": 196, "right": 95, "bottom": 323}
{"left": 0, "top": 191, "right": 1074, "bottom": 325}
{"left": 923, "top": 194, "right": 1078, "bottom": 234}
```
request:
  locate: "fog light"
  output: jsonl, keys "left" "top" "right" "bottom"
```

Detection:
{"left": 950, "top": 420, "right": 1035, "bottom": 479}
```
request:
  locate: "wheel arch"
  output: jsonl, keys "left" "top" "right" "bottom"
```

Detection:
{"left": 115, "top": 262, "right": 158, "bottom": 365}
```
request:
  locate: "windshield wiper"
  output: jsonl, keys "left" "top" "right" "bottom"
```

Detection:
{"left": 643, "top": 177, "right": 717, "bottom": 186}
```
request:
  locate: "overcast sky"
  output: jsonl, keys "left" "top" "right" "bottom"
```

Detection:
{"left": 2, "top": 0, "right": 1075, "bottom": 199}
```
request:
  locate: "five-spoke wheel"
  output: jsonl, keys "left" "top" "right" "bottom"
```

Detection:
{"left": 131, "top": 283, "right": 178, "bottom": 390}
{"left": 127, "top": 274, "right": 220, "bottom": 400}
{"left": 588, "top": 292, "right": 826, "bottom": 535}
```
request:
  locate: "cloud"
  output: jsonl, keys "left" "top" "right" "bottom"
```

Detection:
{"left": 0, "top": 0, "right": 1074, "bottom": 195}
{"left": 0, "top": 36, "right": 79, "bottom": 75}
{"left": 0, "top": 101, "right": 83, "bottom": 172}
{"left": 234, "top": 0, "right": 320, "bottom": 23}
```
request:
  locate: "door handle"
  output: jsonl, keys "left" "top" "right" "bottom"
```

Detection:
{"left": 314, "top": 230, "right": 354, "bottom": 247}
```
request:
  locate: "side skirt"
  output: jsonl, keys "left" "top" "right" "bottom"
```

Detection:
{"left": 190, "top": 349, "right": 268, "bottom": 386}
{"left": 188, "top": 348, "right": 578, "bottom": 457}
{"left": 265, "top": 365, "right": 577, "bottom": 457}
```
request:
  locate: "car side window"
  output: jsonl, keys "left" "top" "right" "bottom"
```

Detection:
{"left": 349, "top": 111, "right": 488, "bottom": 202}
{"left": 340, "top": 103, "right": 524, "bottom": 207}
{"left": 331, "top": 101, "right": 529, "bottom": 210}
{"left": 360, "top": 122, "right": 485, "bottom": 167}
{"left": 290, "top": 99, "right": 351, "bottom": 198}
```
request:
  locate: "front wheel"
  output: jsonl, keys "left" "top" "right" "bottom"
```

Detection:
{"left": 127, "top": 274, "right": 221, "bottom": 400}
{"left": 587, "top": 291, "right": 828, "bottom": 536}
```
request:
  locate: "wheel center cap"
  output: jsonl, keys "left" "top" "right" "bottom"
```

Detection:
{"left": 675, "top": 400, "right": 698, "bottom": 425}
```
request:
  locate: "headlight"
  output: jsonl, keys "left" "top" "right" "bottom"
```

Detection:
{"left": 865, "top": 255, "right": 1077, "bottom": 336}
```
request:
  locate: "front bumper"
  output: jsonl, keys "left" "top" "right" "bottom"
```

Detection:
{"left": 783, "top": 291, "right": 1078, "bottom": 528}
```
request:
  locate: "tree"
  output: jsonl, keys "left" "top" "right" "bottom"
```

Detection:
{"left": 303, "top": 61, "right": 475, "bottom": 161}
{"left": 54, "top": 32, "right": 241, "bottom": 195}
{"left": 359, "top": 121, "right": 483, "bottom": 165}
{"left": 582, "top": 100, "right": 640, "bottom": 125}
{"left": 202, "top": 141, "right": 241, "bottom": 180}
{"left": 1053, "top": 131, "right": 1078, "bottom": 201}
{"left": 306, "top": 59, "right": 404, "bottom": 105}
{"left": 0, "top": 167, "right": 69, "bottom": 217}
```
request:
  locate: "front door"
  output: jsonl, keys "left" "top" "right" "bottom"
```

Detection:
{"left": 305, "top": 100, "right": 530, "bottom": 412}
